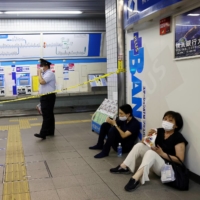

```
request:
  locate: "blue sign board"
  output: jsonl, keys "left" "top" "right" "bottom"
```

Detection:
{"left": 124, "top": 0, "right": 182, "bottom": 29}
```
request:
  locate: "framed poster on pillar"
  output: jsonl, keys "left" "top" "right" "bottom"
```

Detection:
{"left": 174, "top": 6, "right": 200, "bottom": 59}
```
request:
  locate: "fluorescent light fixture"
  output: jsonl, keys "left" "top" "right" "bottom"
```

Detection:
{"left": 187, "top": 13, "right": 200, "bottom": 16}
{"left": 4, "top": 11, "right": 82, "bottom": 15}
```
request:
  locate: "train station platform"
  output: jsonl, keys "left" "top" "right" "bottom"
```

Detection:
{"left": 0, "top": 113, "right": 199, "bottom": 200}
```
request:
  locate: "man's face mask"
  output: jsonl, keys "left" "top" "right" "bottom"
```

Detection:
{"left": 119, "top": 116, "right": 128, "bottom": 121}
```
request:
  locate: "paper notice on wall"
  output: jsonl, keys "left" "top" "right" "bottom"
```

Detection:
{"left": 63, "top": 72, "right": 69, "bottom": 80}
{"left": 63, "top": 64, "right": 69, "bottom": 72}
{"left": 68, "top": 63, "right": 75, "bottom": 71}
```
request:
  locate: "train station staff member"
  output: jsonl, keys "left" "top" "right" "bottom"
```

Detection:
{"left": 34, "top": 59, "right": 56, "bottom": 139}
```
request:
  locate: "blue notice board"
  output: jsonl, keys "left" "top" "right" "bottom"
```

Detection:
{"left": 124, "top": 0, "right": 182, "bottom": 29}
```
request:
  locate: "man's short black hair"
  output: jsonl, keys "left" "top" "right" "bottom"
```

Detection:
{"left": 119, "top": 104, "right": 133, "bottom": 116}
{"left": 163, "top": 111, "right": 183, "bottom": 131}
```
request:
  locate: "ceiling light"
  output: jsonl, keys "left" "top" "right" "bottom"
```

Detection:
{"left": 0, "top": 12, "right": 3, "bottom": 14}
{"left": 187, "top": 14, "right": 200, "bottom": 16}
{"left": 4, "top": 11, "right": 82, "bottom": 15}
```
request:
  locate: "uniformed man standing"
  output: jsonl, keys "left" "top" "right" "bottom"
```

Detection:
{"left": 34, "top": 59, "right": 56, "bottom": 139}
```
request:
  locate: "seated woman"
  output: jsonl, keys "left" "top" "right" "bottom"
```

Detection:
{"left": 89, "top": 104, "right": 140, "bottom": 158}
{"left": 110, "top": 111, "right": 188, "bottom": 192}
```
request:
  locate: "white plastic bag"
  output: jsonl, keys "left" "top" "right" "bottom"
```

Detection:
{"left": 161, "top": 163, "right": 176, "bottom": 183}
{"left": 36, "top": 103, "right": 42, "bottom": 114}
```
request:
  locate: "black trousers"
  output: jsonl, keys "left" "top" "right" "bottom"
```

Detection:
{"left": 97, "top": 122, "right": 134, "bottom": 155}
{"left": 40, "top": 93, "right": 56, "bottom": 136}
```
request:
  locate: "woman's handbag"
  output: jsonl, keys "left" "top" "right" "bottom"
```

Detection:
{"left": 165, "top": 154, "right": 189, "bottom": 191}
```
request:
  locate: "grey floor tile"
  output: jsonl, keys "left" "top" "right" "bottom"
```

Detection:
{"left": 65, "top": 157, "right": 88, "bottom": 167}
{"left": 25, "top": 155, "right": 44, "bottom": 162}
{"left": 0, "top": 167, "right": 4, "bottom": 182}
{"left": 105, "top": 179, "right": 133, "bottom": 196}
{"left": 46, "top": 159, "right": 68, "bottom": 170}
{"left": 84, "top": 157, "right": 108, "bottom": 165}
{"left": 57, "top": 186, "right": 89, "bottom": 200}
{"left": 97, "top": 171, "right": 130, "bottom": 185}
{"left": 145, "top": 188, "right": 181, "bottom": 200}
{"left": 0, "top": 183, "right": 3, "bottom": 196}
{"left": 52, "top": 175, "right": 80, "bottom": 189}
{"left": 69, "top": 164, "right": 95, "bottom": 175}
{"left": 0, "top": 156, "right": 6, "bottom": 164}
{"left": 95, "top": 197, "right": 119, "bottom": 200}
{"left": 27, "top": 169, "right": 50, "bottom": 179}
{"left": 0, "top": 150, "right": 5, "bottom": 157}
{"left": 26, "top": 161, "right": 47, "bottom": 171}
{"left": 89, "top": 160, "right": 113, "bottom": 173}
{"left": 31, "top": 190, "right": 60, "bottom": 200}
{"left": 56, "top": 145, "right": 75, "bottom": 152}
{"left": 77, "top": 148, "right": 101, "bottom": 157}
{"left": 60, "top": 151, "right": 81, "bottom": 159}
{"left": 50, "top": 166, "right": 73, "bottom": 177}
{"left": 75, "top": 172, "right": 104, "bottom": 186}
{"left": 82, "top": 183, "right": 116, "bottom": 199}
{"left": 118, "top": 191, "right": 150, "bottom": 200}
{"left": 29, "top": 179, "right": 55, "bottom": 192}
{"left": 38, "top": 146, "right": 58, "bottom": 152}
{"left": 42, "top": 152, "right": 63, "bottom": 161}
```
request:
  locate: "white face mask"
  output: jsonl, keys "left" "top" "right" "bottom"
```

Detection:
{"left": 162, "top": 121, "right": 174, "bottom": 131}
{"left": 119, "top": 116, "right": 127, "bottom": 121}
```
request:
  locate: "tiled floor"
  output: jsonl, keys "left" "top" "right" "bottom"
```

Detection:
{"left": 0, "top": 113, "right": 200, "bottom": 200}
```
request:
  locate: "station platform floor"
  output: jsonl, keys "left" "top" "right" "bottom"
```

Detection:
{"left": 0, "top": 113, "right": 199, "bottom": 200}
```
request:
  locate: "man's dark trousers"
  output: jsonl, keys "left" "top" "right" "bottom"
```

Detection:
{"left": 40, "top": 93, "right": 56, "bottom": 137}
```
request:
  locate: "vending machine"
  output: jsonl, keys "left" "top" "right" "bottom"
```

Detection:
{"left": 16, "top": 66, "right": 32, "bottom": 95}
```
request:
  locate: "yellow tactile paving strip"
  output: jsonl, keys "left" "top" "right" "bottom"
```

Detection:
{"left": 3, "top": 125, "right": 31, "bottom": 200}
{"left": 0, "top": 126, "right": 8, "bottom": 131}
{"left": 30, "top": 119, "right": 91, "bottom": 127}
{"left": 19, "top": 119, "right": 31, "bottom": 129}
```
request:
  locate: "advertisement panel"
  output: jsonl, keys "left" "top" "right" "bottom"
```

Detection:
{"left": 175, "top": 7, "right": 200, "bottom": 59}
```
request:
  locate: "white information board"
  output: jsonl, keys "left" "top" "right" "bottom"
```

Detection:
{"left": 43, "top": 34, "right": 89, "bottom": 58}
{"left": 0, "top": 34, "right": 41, "bottom": 60}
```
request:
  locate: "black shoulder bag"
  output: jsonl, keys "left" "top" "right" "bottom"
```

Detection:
{"left": 166, "top": 154, "right": 189, "bottom": 191}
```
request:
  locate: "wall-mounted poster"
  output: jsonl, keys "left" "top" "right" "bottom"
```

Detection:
{"left": 175, "top": 7, "right": 200, "bottom": 59}
{"left": 63, "top": 72, "right": 69, "bottom": 80}
{"left": 88, "top": 74, "right": 107, "bottom": 87}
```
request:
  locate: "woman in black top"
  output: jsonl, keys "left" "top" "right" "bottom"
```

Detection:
{"left": 109, "top": 111, "right": 188, "bottom": 192}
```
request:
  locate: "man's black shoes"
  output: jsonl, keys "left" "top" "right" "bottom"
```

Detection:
{"left": 34, "top": 134, "right": 46, "bottom": 140}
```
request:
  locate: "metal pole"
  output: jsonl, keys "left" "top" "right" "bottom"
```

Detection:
{"left": 116, "top": 0, "right": 126, "bottom": 107}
